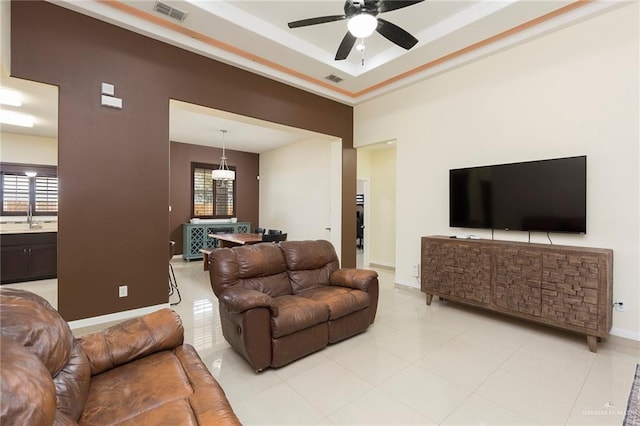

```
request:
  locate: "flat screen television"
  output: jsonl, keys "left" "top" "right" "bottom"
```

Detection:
{"left": 449, "top": 156, "right": 586, "bottom": 233}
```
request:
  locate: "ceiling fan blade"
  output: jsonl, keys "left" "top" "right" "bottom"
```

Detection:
{"left": 377, "top": 0, "right": 424, "bottom": 14}
{"left": 288, "top": 15, "right": 346, "bottom": 29}
{"left": 335, "top": 32, "right": 357, "bottom": 60}
{"left": 376, "top": 18, "right": 418, "bottom": 50}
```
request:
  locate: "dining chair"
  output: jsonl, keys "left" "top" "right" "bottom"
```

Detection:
{"left": 261, "top": 233, "right": 287, "bottom": 243}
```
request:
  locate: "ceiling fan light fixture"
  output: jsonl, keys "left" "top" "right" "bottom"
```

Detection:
{"left": 347, "top": 13, "right": 377, "bottom": 38}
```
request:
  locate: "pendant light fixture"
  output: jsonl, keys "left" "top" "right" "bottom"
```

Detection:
{"left": 211, "top": 129, "right": 235, "bottom": 181}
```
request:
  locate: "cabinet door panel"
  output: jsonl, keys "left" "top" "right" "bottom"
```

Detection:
{"left": 1, "top": 247, "right": 29, "bottom": 283}
{"left": 28, "top": 244, "right": 57, "bottom": 278}
{"left": 493, "top": 248, "right": 542, "bottom": 316}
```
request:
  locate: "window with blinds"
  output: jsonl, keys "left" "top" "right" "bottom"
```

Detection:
{"left": 35, "top": 176, "right": 58, "bottom": 213}
{"left": 192, "top": 163, "right": 235, "bottom": 218}
{"left": 0, "top": 166, "right": 58, "bottom": 216}
{"left": 2, "top": 174, "right": 30, "bottom": 213}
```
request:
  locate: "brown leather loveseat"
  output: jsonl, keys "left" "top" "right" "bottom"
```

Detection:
{"left": 209, "top": 239, "right": 379, "bottom": 372}
{"left": 0, "top": 288, "right": 240, "bottom": 425}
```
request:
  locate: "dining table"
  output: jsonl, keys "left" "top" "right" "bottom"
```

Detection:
{"left": 199, "top": 233, "right": 264, "bottom": 270}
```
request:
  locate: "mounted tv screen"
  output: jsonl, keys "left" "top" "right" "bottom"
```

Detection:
{"left": 450, "top": 156, "right": 586, "bottom": 234}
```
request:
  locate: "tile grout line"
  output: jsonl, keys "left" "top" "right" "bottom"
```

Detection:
{"left": 562, "top": 349, "right": 599, "bottom": 425}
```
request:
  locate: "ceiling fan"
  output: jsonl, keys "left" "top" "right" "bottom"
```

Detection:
{"left": 287, "top": 0, "right": 424, "bottom": 61}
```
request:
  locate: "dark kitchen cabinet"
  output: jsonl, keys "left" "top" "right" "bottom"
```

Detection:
{"left": 1, "top": 232, "right": 57, "bottom": 284}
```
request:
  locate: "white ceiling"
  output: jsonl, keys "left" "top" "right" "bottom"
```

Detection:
{"left": 0, "top": 76, "right": 58, "bottom": 139}
{"left": 1, "top": 0, "right": 623, "bottom": 151}
{"left": 54, "top": 0, "right": 621, "bottom": 105}
{"left": 169, "top": 100, "right": 337, "bottom": 153}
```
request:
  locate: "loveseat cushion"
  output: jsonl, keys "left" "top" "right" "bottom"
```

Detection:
{"left": 280, "top": 240, "right": 340, "bottom": 293}
{"left": 237, "top": 244, "right": 291, "bottom": 297}
{"left": 297, "top": 287, "right": 370, "bottom": 320}
{"left": 0, "top": 288, "right": 91, "bottom": 422}
{"left": 0, "top": 288, "right": 74, "bottom": 376}
{"left": 210, "top": 244, "right": 292, "bottom": 298}
{"left": 79, "top": 345, "right": 240, "bottom": 425}
{"left": 79, "top": 308, "right": 184, "bottom": 376}
{"left": 0, "top": 337, "right": 57, "bottom": 426}
{"left": 271, "top": 295, "right": 329, "bottom": 338}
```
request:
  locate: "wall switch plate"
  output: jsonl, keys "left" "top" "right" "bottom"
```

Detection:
{"left": 101, "top": 82, "right": 115, "bottom": 95}
{"left": 119, "top": 285, "right": 128, "bottom": 298}
{"left": 101, "top": 94, "right": 123, "bottom": 109}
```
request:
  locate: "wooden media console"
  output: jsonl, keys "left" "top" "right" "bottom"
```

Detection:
{"left": 421, "top": 236, "right": 613, "bottom": 352}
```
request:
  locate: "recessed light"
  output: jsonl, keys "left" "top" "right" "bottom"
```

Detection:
{"left": 0, "top": 110, "right": 34, "bottom": 127}
{"left": 0, "top": 88, "right": 23, "bottom": 106}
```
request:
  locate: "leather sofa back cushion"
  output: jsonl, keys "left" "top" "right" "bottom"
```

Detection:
{"left": 209, "top": 248, "right": 240, "bottom": 297}
{"left": 241, "top": 272, "right": 292, "bottom": 297}
{"left": 237, "top": 244, "right": 291, "bottom": 297}
{"left": 0, "top": 337, "right": 57, "bottom": 426}
{"left": 210, "top": 244, "right": 292, "bottom": 297}
{"left": 0, "top": 288, "right": 91, "bottom": 422}
{"left": 79, "top": 309, "right": 184, "bottom": 375}
{"left": 281, "top": 240, "right": 339, "bottom": 293}
{"left": 0, "top": 288, "right": 73, "bottom": 375}
{"left": 280, "top": 240, "right": 339, "bottom": 271}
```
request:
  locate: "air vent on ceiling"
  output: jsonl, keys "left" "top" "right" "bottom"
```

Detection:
{"left": 325, "top": 74, "right": 343, "bottom": 84}
{"left": 153, "top": 1, "right": 188, "bottom": 22}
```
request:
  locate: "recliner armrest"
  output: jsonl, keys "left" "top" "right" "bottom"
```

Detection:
{"left": 79, "top": 308, "right": 184, "bottom": 376}
{"left": 330, "top": 268, "right": 378, "bottom": 292}
{"left": 220, "top": 287, "right": 278, "bottom": 316}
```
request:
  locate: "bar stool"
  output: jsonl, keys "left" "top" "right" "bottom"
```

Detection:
{"left": 169, "top": 241, "right": 181, "bottom": 306}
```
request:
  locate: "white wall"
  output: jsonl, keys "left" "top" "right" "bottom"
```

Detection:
{"left": 1, "top": 132, "right": 57, "bottom": 165}
{"left": 357, "top": 147, "right": 397, "bottom": 268}
{"left": 354, "top": 4, "right": 639, "bottom": 339}
{"left": 1, "top": 0, "right": 10, "bottom": 77}
{"left": 259, "top": 137, "right": 342, "bottom": 256}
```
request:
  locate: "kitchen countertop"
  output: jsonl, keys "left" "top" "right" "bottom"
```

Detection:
{"left": 0, "top": 223, "right": 58, "bottom": 234}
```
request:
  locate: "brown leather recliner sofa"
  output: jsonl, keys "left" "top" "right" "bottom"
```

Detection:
{"left": 0, "top": 288, "right": 240, "bottom": 425}
{"left": 209, "top": 239, "right": 379, "bottom": 372}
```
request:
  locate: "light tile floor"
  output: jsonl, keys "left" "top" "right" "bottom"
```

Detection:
{"left": 6, "top": 259, "right": 639, "bottom": 425}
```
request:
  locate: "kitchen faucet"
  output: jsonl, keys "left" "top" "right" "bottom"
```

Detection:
{"left": 27, "top": 204, "right": 39, "bottom": 229}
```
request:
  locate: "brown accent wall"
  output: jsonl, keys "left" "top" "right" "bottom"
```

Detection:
{"left": 169, "top": 141, "right": 259, "bottom": 254}
{"left": 11, "top": 0, "right": 355, "bottom": 321}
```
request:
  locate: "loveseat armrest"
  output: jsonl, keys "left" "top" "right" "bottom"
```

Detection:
{"left": 79, "top": 308, "right": 184, "bottom": 376}
{"left": 330, "top": 268, "right": 379, "bottom": 292}
{"left": 220, "top": 287, "right": 278, "bottom": 316}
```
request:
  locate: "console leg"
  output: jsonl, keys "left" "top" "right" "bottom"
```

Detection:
{"left": 425, "top": 294, "right": 433, "bottom": 305}
{"left": 586, "top": 335, "right": 598, "bottom": 353}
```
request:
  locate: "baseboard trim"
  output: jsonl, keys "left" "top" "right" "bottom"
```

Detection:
{"left": 610, "top": 327, "right": 640, "bottom": 343}
{"left": 369, "top": 261, "right": 395, "bottom": 270}
{"left": 395, "top": 279, "right": 420, "bottom": 290}
{"left": 68, "top": 303, "right": 170, "bottom": 330}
